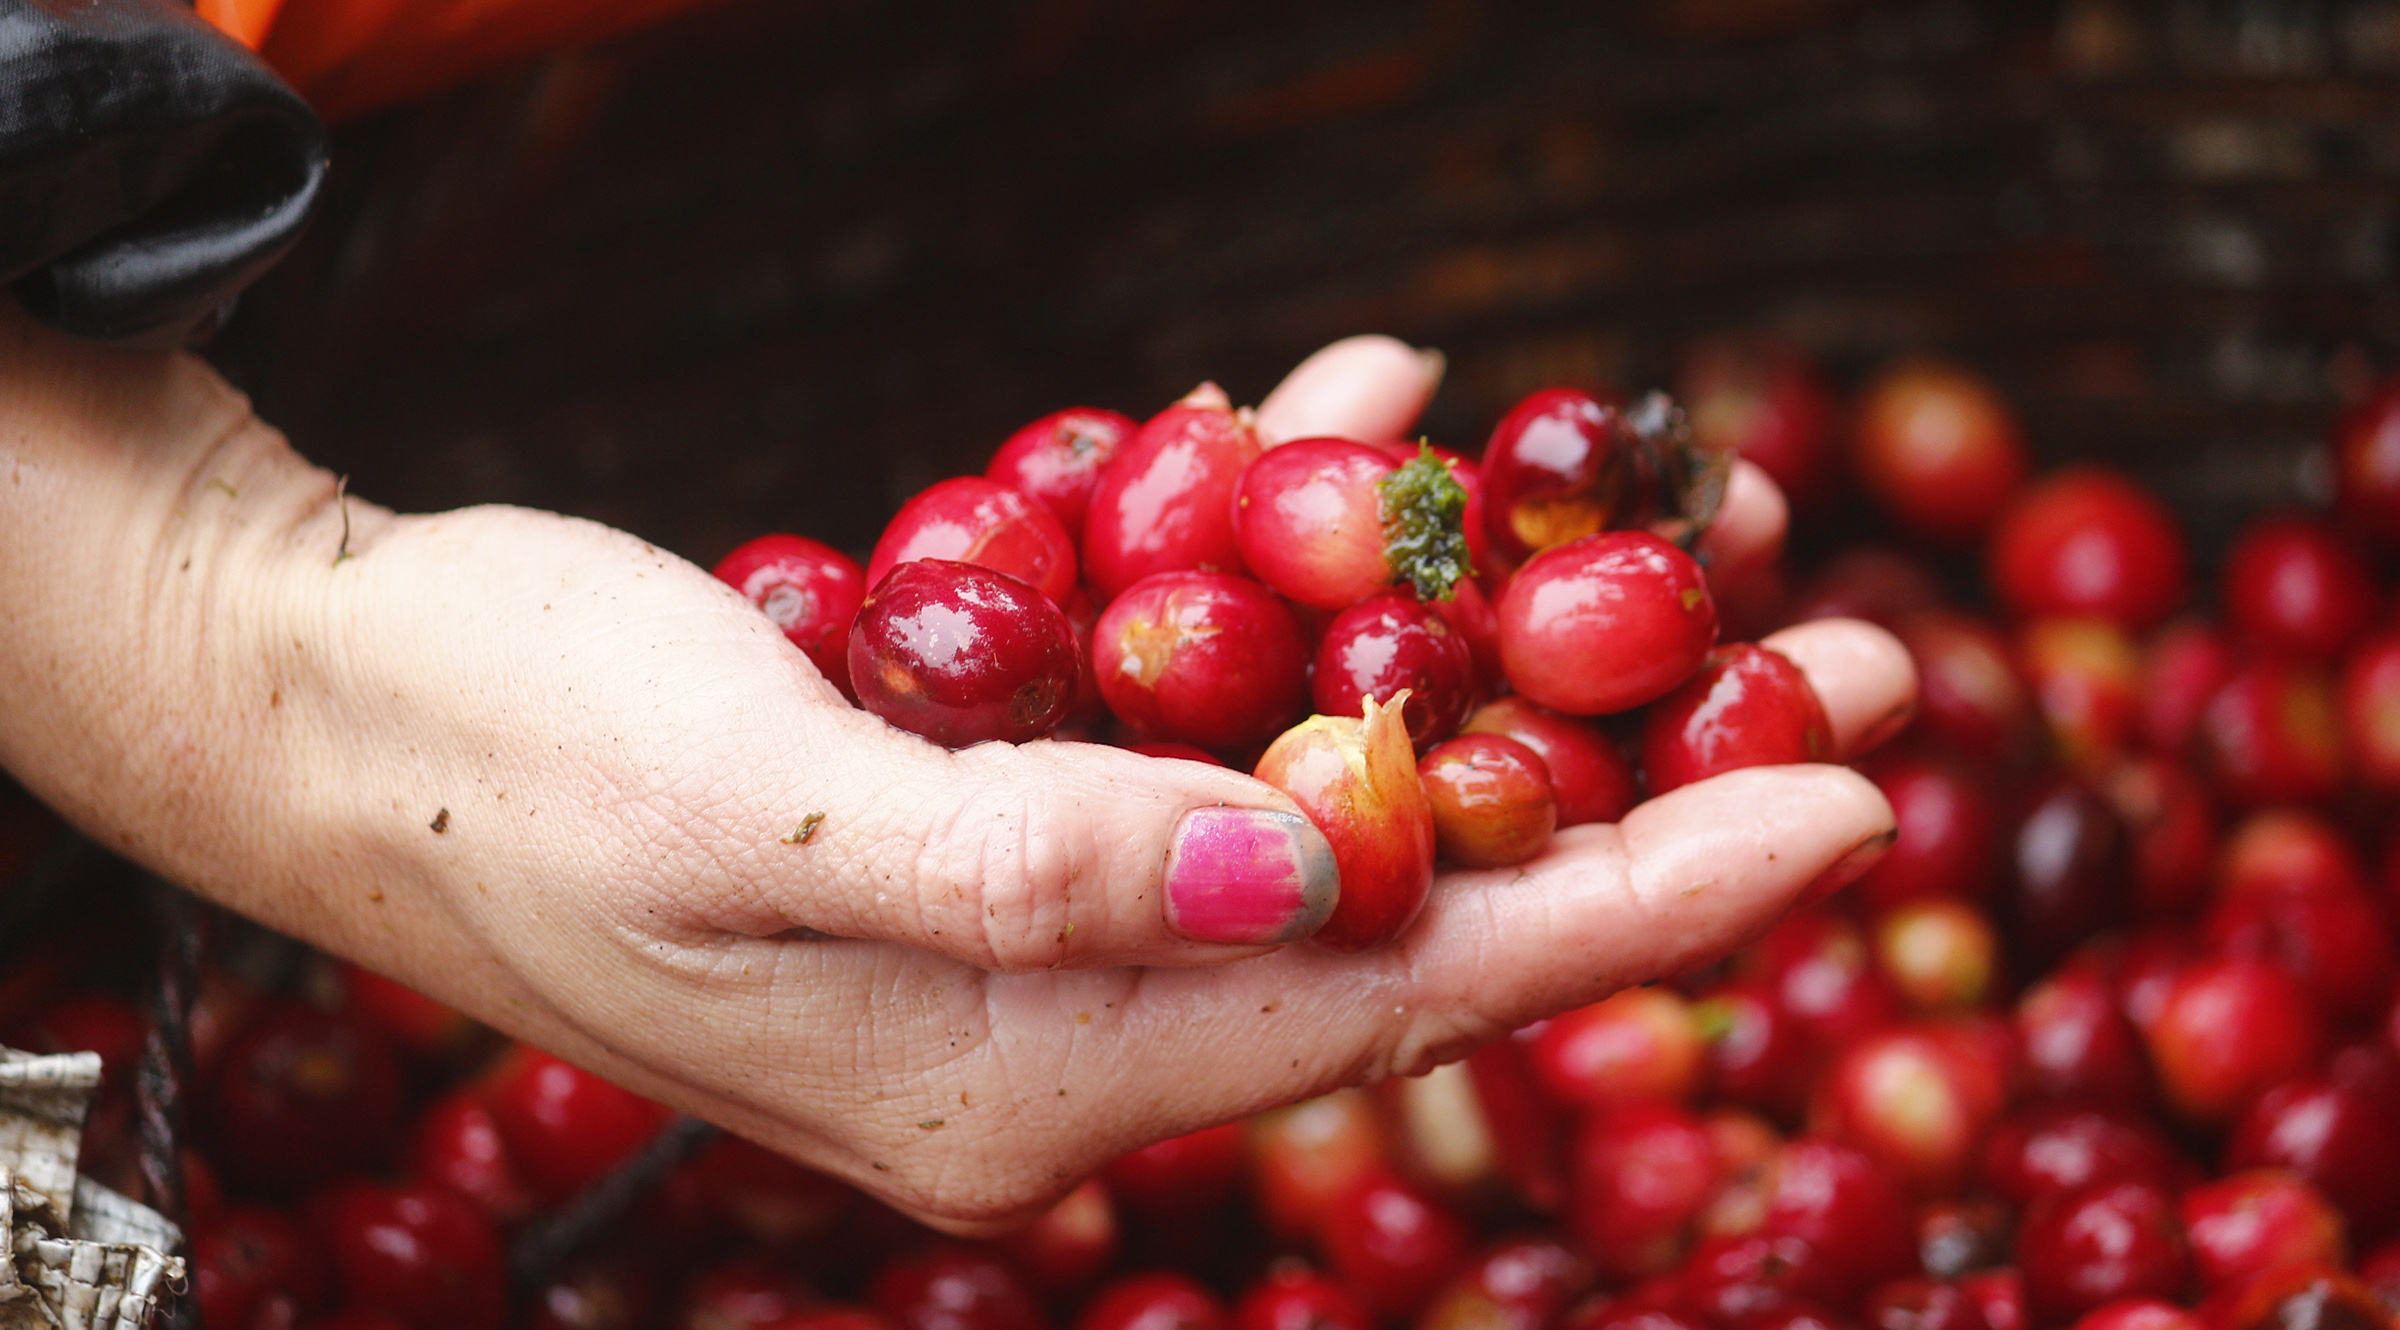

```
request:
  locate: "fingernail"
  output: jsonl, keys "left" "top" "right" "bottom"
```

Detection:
{"left": 1794, "top": 827, "right": 1898, "bottom": 909}
{"left": 1164, "top": 807, "right": 1339, "bottom": 944}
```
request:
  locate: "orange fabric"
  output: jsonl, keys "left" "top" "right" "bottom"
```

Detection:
{"left": 194, "top": 0, "right": 286, "bottom": 49}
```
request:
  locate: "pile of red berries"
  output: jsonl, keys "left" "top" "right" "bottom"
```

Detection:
{"left": 7, "top": 340, "right": 2400, "bottom": 1330}
{"left": 714, "top": 376, "right": 1822, "bottom": 949}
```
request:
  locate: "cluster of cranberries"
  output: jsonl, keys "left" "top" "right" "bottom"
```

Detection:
{"left": 716, "top": 377, "right": 1818, "bottom": 948}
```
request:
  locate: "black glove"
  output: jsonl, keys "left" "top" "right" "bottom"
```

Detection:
{"left": 0, "top": 0, "right": 326, "bottom": 341}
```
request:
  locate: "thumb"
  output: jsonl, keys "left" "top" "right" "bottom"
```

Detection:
{"left": 720, "top": 700, "right": 1340, "bottom": 969}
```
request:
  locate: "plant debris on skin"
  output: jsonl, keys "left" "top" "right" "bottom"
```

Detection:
{"left": 1625, "top": 392, "right": 1732, "bottom": 553}
{"left": 1378, "top": 444, "right": 1472, "bottom": 602}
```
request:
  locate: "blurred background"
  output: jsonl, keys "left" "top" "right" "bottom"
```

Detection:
{"left": 208, "top": 0, "right": 2400, "bottom": 568}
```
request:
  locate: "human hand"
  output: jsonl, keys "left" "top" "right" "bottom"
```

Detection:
{"left": 0, "top": 312, "right": 1908, "bottom": 1231}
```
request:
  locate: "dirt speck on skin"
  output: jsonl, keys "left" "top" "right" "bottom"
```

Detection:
{"left": 367, "top": 890, "right": 385, "bottom": 903}
{"left": 1261, "top": 1000, "right": 1281, "bottom": 1013}
{"left": 1075, "top": 1011, "right": 1092, "bottom": 1024}
{"left": 781, "top": 812, "right": 827, "bottom": 845}
{"left": 918, "top": 1119, "right": 945, "bottom": 1130}
{"left": 430, "top": 808, "right": 450, "bottom": 833}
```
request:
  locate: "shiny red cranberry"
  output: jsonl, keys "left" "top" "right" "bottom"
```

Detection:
{"left": 2017, "top": 1180, "right": 2189, "bottom": 1324}
{"left": 1740, "top": 908, "right": 1903, "bottom": 1051}
{"left": 2200, "top": 662, "right": 2347, "bottom": 806}
{"left": 1694, "top": 981, "right": 1814, "bottom": 1117}
{"left": 1568, "top": 1099, "right": 1716, "bottom": 1280}
{"left": 480, "top": 1045, "right": 675, "bottom": 1206}
{"left": 1316, "top": 1168, "right": 1473, "bottom": 1318}
{"left": 1809, "top": 1021, "right": 2010, "bottom": 1197}
{"left": 1419, "top": 1238, "right": 1595, "bottom": 1330}
{"left": 1988, "top": 468, "right": 2187, "bottom": 630}
{"left": 2225, "top": 1075, "right": 2400, "bottom": 1243}
{"left": 1562, "top": 1293, "right": 1715, "bottom": 1330}
{"left": 1254, "top": 698, "right": 1436, "bottom": 951}
{"left": 2222, "top": 515, "right": 2378, "bottom": 661}
{"left": 1083, "top": 385, "right": 1262, "bottom": 602}
{"left": 870, "top": 1248, "right": 1047, "bottom": 1330}
{"left": 1432, "top": 574, "right": 1504, "bottom": 699}
{"left": 1105, "top": 1121, "right": 1246, "bottom": 1223}
{"left": 194, "top": 1205, "right": 333, "bottom": 1330}
{"left": 1314, "top": 592, "right": 1477, "bottom": 749}
{"left": 674, "top": 1257, "right": 817, "bottom": 1330}
{"left": 1725, "top": 1137, "right": 1920, "bottom": 1304}
{"left": 1674, "top": 1233, "right": 1848, "bottom": 1324}
{"left": 1092, "top": 570, "right": 1307, "bottom": 750}
{"left": 1679, "top": 338, "right": 1840, "bottom": 510}
{"left": 986, "top": 407, "right": 1135, "bottom": 542}
{"left": 2019, "top": 618, "right": 2145, "bottom": 772}
{"left": 2336, "top": 377, "right": 2400, "bottom": 539}
{"left": 1234, "top": 439, "right": 1406, "bottom": 609}
{"left": 994, "top": 1177, "right": 1116, "bottom": 1295}
{"left": 1074, "top": 1272, "right": 1224, "bottom": 1330}
{"left": 2180, "top": 1170, "right": 2345, "bottom": 1292}
{"left": 1479, "top": 388, "right": 1629, "bottom": 567}
{"left": 2007, "top": 778, "right": 2132, "bottom": 966}
{"left": 2070, "top": 1300, "right": 2202, "bottom": 1330}
{"left": 1640, "top": 644, "right": 1831, "bottom": 795}
{"left": 2222, "top": 809, "right": 2369, "bottom": 900}
{"left": 1248, "top": 1091, "right": 1388, "bottom": 1243}
{"left": 2100, "top": 756, "right": 2217, "bottom": 919}
{"left": 1981, "top": 1103, "right": 2186, "bottom": 1207}
{"left": 2141, "top": 619, "right": 2234, "bottom": 757}
{"left": 2204, "top": 885, "right": 2397, "bottom": 1024}
{"left": 1419, "top": 733, "right": 1557, "bottom": 868}
{"left": 2015, "top": 954, "right": 2153, "bottom": 1110}
{"left": 1230, "top": 1266, "right": 1373, "bottom": 1330}
{"left": 1458, "top": 1037, "right": 1566, "bottom": 1213}
{"left": 2195, "top": 1261, "right": 2386, "bottom": 1330}
{"left": 1873, "top": 898, "right": 1999, "bottom": 1011}
{"left": 1867, "top": 1278, "right": 1991, "bottom": 1330}
{"left": 2360, "top": 1239, "right": 2400, "bottom": 1311}
{"left": 2341, "top": 627, "right": 2400, "bottom": 793}
{"left": 714, "top": 533, "right": 870, "bottom": 696}
{"left": 1855, "top": 750, "right": 2001, "bottom": 910}
{"left": 1790, "top": 548, "right": 1945, "bottom": 630}
{"left": 869, "top": 477, "right": 1079, "bottom": 609}
{"left": 318, "top": 1181, "right": 506, "bottom": 1330}
{"left": 1851, "top": 361, "right": 2030, "bottom": 542}
{"left": 1896, "top": 611, "right": 2038, "bottom": 764}
{"left": 1461, "top": 697, "right": 1638, "bottom": 826}
{"left": 2146, "top": 957, "right": 2325, "bottom": 1124}
{"left": 1500, "top": 532, "right": 1718, "bottom": 716}
{"left": 1961, "top": 1270, "right": 2028, "bottom": 1330}
{"left": 1532, "top": 988, "right": 1706, "bottom": 1113}
{"left": 850, "top": 560, "right": 1078, "bottom": 747}
{"left": 205, "top": 1001, "right": 402, "bottom": 1195}
{"left": 407, "top": 1089, "right": 535, "bottom": 1225}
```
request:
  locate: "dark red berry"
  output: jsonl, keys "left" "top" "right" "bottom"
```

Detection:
{"left": 2181, "top": 1170, "right": 2346, "bottom": 1292}
{"left": 1092, "top": 570, "right": 1308, "bottom": 751}
{"left": 1679, "top": 338, "right": 1839, "bottom": 510}
{"left": 407, "top": 1088, "right": 535, "bottom": 1225}
{"left": 1073, "top": 1272, "right": 1225, "bottom": 1330}
{"left": 714, "top": 533, "right": 870, "bottom": 696}
{"left": 2335, "top": 377, "right": 2400, "bottom": 539}
{"left": 2225, "top": 1076, "right": 2400, "bottom": 1243}
{"left": 1809, "top": 1021, "right": 2010, "bottom": 1197}
{"left": 1229, "top": 1266, "right": 1373, "bottom": 1330}
{"left": 1082, "top": 385, "right": 1261, "bottom": 602}
{"left": 2014, "top": 954, "right": 2153, "bottom": 1111}
{"left": 1855, "top": 750, "right": 2001, "bottom": 910}
{"left": 1313, "top": 591, "right": 1477, "bottom": 750}
{"left": 1315, "top": 1168, "right": 1472, "bottom": 1318}
{"left": 1866, "top": 1278, "right": 1991, "bottom": 1330}
{"left": 1717, "top": 1136, "right": 1919, "bottom": 1305}
{"left": 1479, "top": 388, "right": 1628, "bottom": 568}
{"left": 1498, "top": 532, "right": 1718, "bottom": 717}
{"left": 676, "top": 1257, "right": 817, "bottom": 1330}
{"left": 335, "top": 961, "right": 478, "bottom": 1062}
{"left": 2016, "top": 1180, "right": 2189, "bottom": 1324}
{"left": 2202, "top": 886, "right": 2397, "bottom": 1024}
{"left": 1460, "top": 697, "right": 1638, "bottom": 827}
{"left": 850, "top": 560, "right": 1079, "bottom": 747}
{"left": 1694, "top": 981, "right": 1814, "bottom": 1118}
{"left": 2141, "top": 619, "right": 2234, "bottom": 757}
{"left": 1740, "top": 908, "right": 1903, "bottom": 1052}
{"left": 986, "top": 407, "right": 1135, "bottom": 542}
{"left": 480, "top": 1045, "right": 675, "bottom": 1206}
{"left": 319, "top": 1181, "right": 508, "bottom": 1330}
{"left": 2069, "top": 1300, "right": 2202, "bottom": 1330}
{"left": 2101, "top": 756, "right": 2217, "bottom": 920}
{"left": 1641, "top": 643, "right": 1831, "bottom": 794}
{"left": 1532, "top": 988, "right": 1706, "bottom": 1112}
{"left": 2006, "top": 779, "right": 2131, "bottom": 967}
{"left": 194, "top": 1205, "right": 333, "bottom": 1330}
{"left": 205, "top": 1000, "right": 403, "bottom": 1194}
{"left": 1674, "top": 1233, "right": 1847, "bottom": 1324}
{"left": 1419, "top": 733, "right": 1558, "bottom": 869}
{"left": 1896, "top": 611, "right": 2038, "bottom": 764}
{"left": 1105, "top": 1122, "right": 1246, "bottom": 1223}
{"left": 1961, "top": 1270, "right": 2028, "bottom": 1330}
{"left": 2221, "top": 516, "right": 2378, "bottom": 661}
{"left": 1851, "top": 361, "right": 2030, "bottom": 542}
{"left": 2199, "top": 662, "right": 2347, "bottom": 806}
{"left": 1981, "top": 1103, "right": 2187, "bottom": 1207}
{"left": 998, "top": 1178, "right": 1117, "bottom": 1295}
{"left": 870, "top": 1248, "right": 1047, "bottom": 1330}
{"left": 2144, "top": 957, "right": 2325, "bottom": 1125}
{"left": 1988, "top": 468, "right": 2187, "bottom": 631}
{"left": 1568, "top": 1099, "right": 1717, "bottom": 1280}
{"left": 1420, "top": 1237, "right": 1595, "bottom": 1330}
{"left": 2019, "top": 617, "right": 2144, "bottom": 772}
{"left": 2340, "top": 627, "right": 2400, "bottom": 793}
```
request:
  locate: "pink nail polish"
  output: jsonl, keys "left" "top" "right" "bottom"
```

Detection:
{"left": 1164, "top": 807, "right": 1339, "bottom": 944}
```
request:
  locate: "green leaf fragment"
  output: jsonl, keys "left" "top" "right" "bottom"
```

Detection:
{"left": 1377, "top": 442, "right": 1472, "bottom": 602}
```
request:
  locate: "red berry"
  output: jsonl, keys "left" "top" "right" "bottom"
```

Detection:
{"left": 1498, "top": 532, "right": 1718, "bottom": 716}
{"left": 1917, "top": 1199, "right": 2016, "bottom": 1280}
{"left": 1740, "top": 908, "right": 1903, "bottom": 1051}
{"left": 2360, "top": 1238, "right": 2400, "bottom": 1309}
{"left": 2199, "top": 661, "right": 2348, "bottom": 806}
{"left": 2340, "top": 627, "right": 2400, "bottom": 792}
{"left": 1851, "top": 361, "right": 2030, "bottom": 542}
{"left": 1461, "top": 697, "right": 1638, "bottom": 827}
{"left": 1641, "top": 643, "right": 1831, "bottom": 795}
{"left": 869, "top": 477, "right": 1079, "bottom": 610}
{"left": 1253, "top": 698, "right": 1436, "bottom": 952}
{"left": 2202, "top": 886, "right": 2397, "bottom": 1024}
{"left": 2069, "top": 1300, "right": 2202, "bottom": 1330}
{"left": 2194, "top": 1262, "right": 2385, "bottom": 1330}
{"left": 1230, "top": 1266, "right": 1373, "bottom": 1330}
{"left": 714, "top": 533, "right": 870, "bottom": 696}
{"left": 1531, "top": 988, "right": 1706, "bottom": 1112}
{"left": 1988, "top": 468, "right": 2188, "bottom": 630}
{"left": 1866, "top": 1278, "right": 1991, "bottom": 1330}
{"left": 319, "top": 1181, "right": 508, "bottom": 1330}
{"left": 205, "top": 1001, "right": 403, "bottom": 1194}
{"left": 481, "top": 1045, "right": 675, "bottom": 1206}
{"left": 1719, "top": 1137, "right": 1919, "bottom": 1305}
{"left": 1420, "top": 1237, "right": 1595, "bottom": 1330}
{"left": 1418, "top": 733, "right": 1557, "bottom": 869}
{"left": 680, "top": 1133, "right": 853, "bottom": 1249}
{"left": 2220, "top": 808, "right": 2368, "bottom": 900}
{"left": 1694, "top": 981, "right": 1814, "bottom": 1118}
{"left": 1313, "top": 592, "right": 1477, "bottom": 750}
{"left": 1674, "top": 1233, "right": 1847, "bottom": 1324}
{"left": 1233, "top": 438, "right": 1401, "bottom": 609}
{"left": 2224, "top": 1076, "right": 2400, "bottom": 1246}
{"left": 2007, "top": 779, "right": 2132, "bottom": 966}
{"left": 1073, "top": 1272, "right": 1225, "bottom": 1330}
{"left": 1092, "top": 571, "right": 1308, "bottom": 751}
{"left": 194, "top": 1205, "right": 333, "bottom": 1330}
{"left": 675, "top": 1257, "right": 817, "bottom": 1330}
{"left": 1466, "top": 1035, "right": 1571, "bottom": 1213}
{"left": 1809, "top": 1021, "right": 2010, "bottom": 1197}
{"left": 994, "top": 1177, "right": 1116, "bottom": 1296}
{"left": 2140, "top": 619, "right": 2234, "bottom": 757}
{"left": 2014, "top": 953, "right": 2153, "bottom": 1110}
{"left": 986, "top": 407, "right": 1135, "bottom": 542}
{"left": 1896, "top": 611, "right": 2037, "bottom": 764}
{"left": 1479, "top": 388, "right": 1628, "bottom": 567}
{"left": 1960, "top": 1271, "right": 2028, "bottom": 1330}
{"left": 1855, "top": 750, "right": 2001, "bottom": 910}
{"left": 1315, "top": 1168, "right": 1472, "bottom": 1318}
{"left": 2335, "top": 377, "right": 2400, "bottom": 539}
{"left": 2182, "top": 1170, "right": 2348, "bottom": 1291}
{"left": 850, "top": 560, "right": 1079, "bottom": 747}
{"left": 2221, "top": 516, "right": 2378, "bottom": 661}
{"left": 527, "top": 1262, "right": 656, "bottom": 1330}
{"left": 2019, "top": 617, "right": 2144, "bottom": 772}
{"left": 1082, "top": 385, "right": 1262, "bottom": 603}
{"left": 1980, "top": 1103, "right": 2187, "bottom": 1207}
{"left": 2144, "top": 957, "right": 2325, "bottom": 1124}
{"left": 1105, "top": 1121, "right": 1246, "bottom": 1223}
{"left": 1790, "top": 549, "right": 1945, "bottom": 630}
{"left": 1873, "top": 899, "right": 1999, "bottom": 1011}
{"left": 1679, "top": 338, "right": 1840, "bottom": 510}
{"left": 868, "top": 1252, "right": 1044, "bottom": 1330}
{"left": 336, "top": 962, "right": 478, "bottom": 1061}
{"left": 2100, "top": 756, "right": 2217, "bottom": 920}
{"left": 1569, "top": 1099, "right": 1717, "bottom": 1280}
{"left": 407, "top": 1089, "right": 535, "bottom": 1226}
{"left": 2015, "top": 1180, "right": 2189, "bottom": 1324}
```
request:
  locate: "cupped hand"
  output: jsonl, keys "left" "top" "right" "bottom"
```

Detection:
{"left": 0, "top": 314, "right": 1907, "bottom": 1232}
